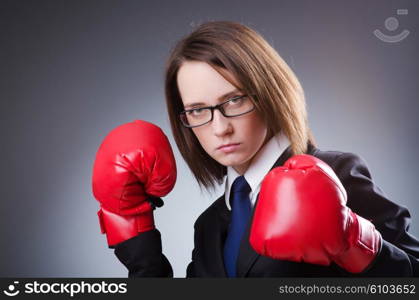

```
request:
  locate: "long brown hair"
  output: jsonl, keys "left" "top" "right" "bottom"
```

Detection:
{"left": 165, "top": 21, "right": 315, "bottom": 192}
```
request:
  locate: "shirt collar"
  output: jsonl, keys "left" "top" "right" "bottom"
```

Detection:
{"left": 224, "top": 131, "right": 291, "bottom": 210}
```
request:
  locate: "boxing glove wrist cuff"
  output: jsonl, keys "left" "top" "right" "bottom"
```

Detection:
{"left": 98, "top": 206, "right": 155, "bottom": 247}
{"left": 334, "top": 211, "right": 382, "bottom": 273}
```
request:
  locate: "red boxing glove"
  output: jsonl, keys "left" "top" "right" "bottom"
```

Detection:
{"left": 249, "top": 154, "right": 382, "bottom": 273}
{"left": 92, "top": 120, "right": 177, "bottom": 247}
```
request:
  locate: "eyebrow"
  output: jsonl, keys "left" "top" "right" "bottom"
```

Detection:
{"left": 183, "top": 89, "right": 240, "bottom": 109}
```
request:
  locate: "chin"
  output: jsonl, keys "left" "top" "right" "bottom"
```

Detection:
{"left": 220, "top": 157, "right": 247, "bottom": 168}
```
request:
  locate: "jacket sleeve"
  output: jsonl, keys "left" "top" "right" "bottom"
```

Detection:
{"left": 113, "top": 229, "right": 173, "bottom": 277}
{"left": 186, "top": 258, "right": 196, "bottom": 277}
{"left": 331, "top": 152, "right": 419, "bottom": 276}
{"left": 186, "top": 221, "right": 199, "bottom": 277}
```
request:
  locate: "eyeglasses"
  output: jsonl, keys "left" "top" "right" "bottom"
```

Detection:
{"left": 179, "top": 95, "right": 256, "bottom": 128}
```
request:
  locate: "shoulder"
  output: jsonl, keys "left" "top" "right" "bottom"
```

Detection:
{"left": 193, "top": 194, "right": 228, "bottom": 229}
{"left": 311, "top": 147, "right": 371, "bottom": 177}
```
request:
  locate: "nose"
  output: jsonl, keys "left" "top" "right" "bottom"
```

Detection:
{"left": 211, "top": 109, "right": 232, "bottom": 136}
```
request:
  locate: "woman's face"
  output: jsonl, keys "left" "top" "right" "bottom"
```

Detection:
{"left": 177, "top": 61, "right": 269, "bottom": 175}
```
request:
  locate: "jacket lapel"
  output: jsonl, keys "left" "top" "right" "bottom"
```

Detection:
{"left": 210, "top": 194, "right": 231, "bottom": 277}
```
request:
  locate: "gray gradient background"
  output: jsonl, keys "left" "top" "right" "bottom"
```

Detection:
{"left": 1, "top": 0, "right": 418, "bottom": 277}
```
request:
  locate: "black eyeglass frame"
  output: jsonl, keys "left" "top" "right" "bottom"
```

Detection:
{"left": 179, "top": 94, "right": 256, "bottom": 128}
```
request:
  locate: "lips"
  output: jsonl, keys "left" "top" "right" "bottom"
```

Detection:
{"left": 217, "top": 143, "right": 240, "bottom": 150}
{"left": 218, "top": 143, "right": 241, "bottom": 153}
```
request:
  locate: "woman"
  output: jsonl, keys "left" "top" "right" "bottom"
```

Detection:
{"left": 94, "top": 21, "right": 419, "bottom": 277}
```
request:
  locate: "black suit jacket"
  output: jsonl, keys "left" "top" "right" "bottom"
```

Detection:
{"left": 114, "top": 144, "right": 419, "bottom": 277}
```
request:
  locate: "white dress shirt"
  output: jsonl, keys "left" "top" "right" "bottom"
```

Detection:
{"left": 224, "top": 131, "right": 291, "bottom": 211}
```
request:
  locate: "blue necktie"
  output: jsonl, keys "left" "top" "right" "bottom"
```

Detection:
{"left": 223, "top": 175, "right": 251, "bottom": 277}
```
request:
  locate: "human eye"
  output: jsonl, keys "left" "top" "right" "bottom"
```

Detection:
{"left": 186, "top": 108, "right": 207, "bottom": 117}
{"left": 227, "top": 95, "right": 246, "bottom": 105}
